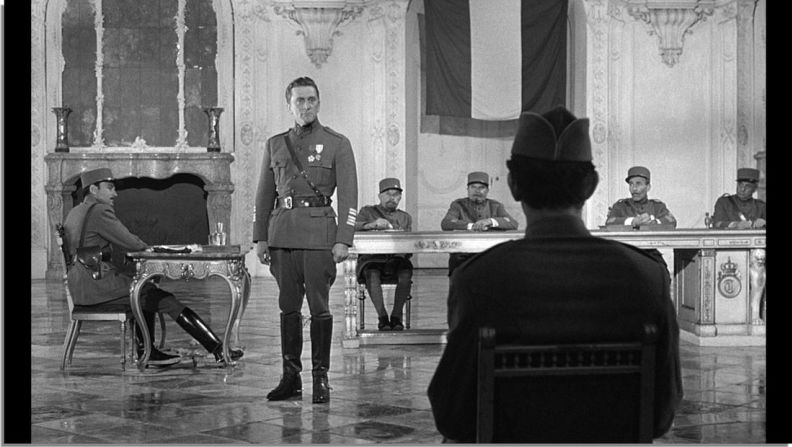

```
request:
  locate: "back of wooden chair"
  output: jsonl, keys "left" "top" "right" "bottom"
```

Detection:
{"left": 476, "top": 324, "right": 657, "bottom": 443}
{"left": 54, "top": 223, "right": 76, "bottom": 313}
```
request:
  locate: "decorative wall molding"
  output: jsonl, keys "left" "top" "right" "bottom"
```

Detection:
{"left": 626, "top": 0, "right": 715, "bottom": 67}
{"left": 583, "top": 0, "right": 611, "bottom": 227}
{"left": 273, "top": 1, "right": 364, "bottom": 68}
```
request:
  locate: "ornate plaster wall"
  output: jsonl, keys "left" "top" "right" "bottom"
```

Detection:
{"left": 31, "top": 0, "right": 764, "bottom": 277}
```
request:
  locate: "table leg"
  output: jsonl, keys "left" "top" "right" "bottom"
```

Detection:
{"left": 129, "top": 273, "right": 155, "bottom": 371}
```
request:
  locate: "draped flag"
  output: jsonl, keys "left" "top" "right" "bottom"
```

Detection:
{"left": 424, "top": 0, "right": 567, "bottom": 121}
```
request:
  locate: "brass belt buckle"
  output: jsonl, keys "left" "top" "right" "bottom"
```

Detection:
{"left": 284, "top": 196, "right": 293, "bottom": 209}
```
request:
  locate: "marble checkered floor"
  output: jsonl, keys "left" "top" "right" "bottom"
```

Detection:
{"left": 30, "top": 272, "right": 767, "bottom": 443}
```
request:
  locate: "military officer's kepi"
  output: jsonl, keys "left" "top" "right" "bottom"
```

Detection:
{"left": 510, "top": 106, "right": 591, "bottom": 162}
{"left": 379, "top": 178, "right": 403, "bottom": 193}
{"left": 625, "top": 166, "right": 651, "bottom": 183}
{"left": 736, "top": 168, "right": 759, "bottom": 183}
{"left": 81, "top": 168, "right": 115, "bottom": 188}
{"left": 467, "top": 171, "right": 489, "bottom": 186}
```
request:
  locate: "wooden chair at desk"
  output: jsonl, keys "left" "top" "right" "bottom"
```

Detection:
{"left": 55, "top": 224, "right": 166, "bottom": 370}
{"left": 476, "top": 324, "right": 657, "bottom": 443}
{"left": 357, "top": 277, "right": 412, "bottom": 330}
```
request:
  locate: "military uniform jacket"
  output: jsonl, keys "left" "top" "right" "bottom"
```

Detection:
{"left": 606, "top": 197, "right": 677, "bottom": 227}
{"left": 63, "top": 195, "right": 148, "bottom": 305}
{"left": 427, "top": 215, "right": 683, "bottom": 442}
{"left": 253, "top": 120, "right": 358, "bottom": 249}
{"left": 354, "top": 204, "right": 413, "bottom": 281}
{"left": 712, "top": 194, "right": 766, "bottom": 229}
{"left": 440, "top": 198, "right": 518, "bottom": 231}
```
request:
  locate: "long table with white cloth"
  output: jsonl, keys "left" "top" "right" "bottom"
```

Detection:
{"left": 342, "top": 229, "right": 766, "bottom": 348}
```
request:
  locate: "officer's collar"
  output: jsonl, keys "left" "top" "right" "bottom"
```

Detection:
{"left": 524, "top": 214, "right": 590, "bottom": 238}
{"left": 630, "top": 196, "right": 649, "bottom": 204}
{"left": 293, "top": 119, "right": 320, "bottom": 136}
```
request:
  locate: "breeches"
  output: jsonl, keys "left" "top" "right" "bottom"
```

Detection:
{"left": 93, "top": 283, "right": 185, "bottom": 320}
{"left": 269, "top": 247, "right": 336, "bottom": 317}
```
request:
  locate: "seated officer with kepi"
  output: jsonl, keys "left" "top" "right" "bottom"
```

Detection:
{"left": 712, "top": 168, "right": 766, "bottom": 229}
{"left": 63, "top": 168, "right": 243, "bottom": 366}
{"left": 606, "top": 166, "right": 677, "bottom": 228}
{"left": 441, "top": 171, "right": 518, "bottom": 275}
{"left": 355, "top": 178, "right": 414, "bottom": 331}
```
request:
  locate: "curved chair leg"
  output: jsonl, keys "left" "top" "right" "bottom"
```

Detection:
{"left": 357, "top": 284, "right": 367, "bottom": 330}
{"left": 120, "top": 320, "right": 127, "bottom": 371}
{"left": 61, "top": 320, "right": 82, "bottom": 369}
{"left": 405, "top": 295, "right": 412, "bottom": 330}
{"left": 157, "top": 312, "right": 167, "bottom": 349}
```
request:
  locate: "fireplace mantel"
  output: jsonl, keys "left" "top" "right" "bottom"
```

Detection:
{"left": 44, "top": 152, "right": 235, "bottom": 279}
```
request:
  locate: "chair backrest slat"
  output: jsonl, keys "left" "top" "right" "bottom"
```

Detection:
{"left": 476, "top": 324, "right": 657, "bottom": 443}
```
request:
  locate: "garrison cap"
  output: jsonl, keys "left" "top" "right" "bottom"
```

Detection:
{"left": 81, "top": 168, "right": 115, "bottom": 188}
{"left": 625, "top": 166, "right": 651, "bottom": 183}
{"left": 379, "top": 177, "right": 403, "bottom": 193}
{"left": 736, "top": 168, "right": 760, "bottom": 183}
{"left": 467, "top": 171, "right": 489, "bottom": 186}
{"left": 510, "top": 106, "right": 592, "bottom": 162}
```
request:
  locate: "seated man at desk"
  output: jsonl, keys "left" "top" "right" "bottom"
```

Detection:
{"left": 64, "top": 168, "right": 242, "bottom": 366}
{"left": 427, "top": 106, "right": 682, "bottom": 442}
{"left": 354, "top": 178, "right": 413, "bottom": 331}
{"left": 606, "top": 166, "right": 676, "bottom": 229}
{"left": 712, "top": 168, "right": 766, "bottom": 229}
{"left": 441, "top": 171, "right": 518, "bottom": 275}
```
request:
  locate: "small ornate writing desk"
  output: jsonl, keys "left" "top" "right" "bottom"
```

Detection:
{"left": 343, "top": 229, "right": 766, "bottom": 348}
{"left": 127, "top": 245, "right": 252, "bottom": 370}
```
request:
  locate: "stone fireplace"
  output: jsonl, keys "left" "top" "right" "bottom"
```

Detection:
{"left": 45, "top": 152, "right": 234, "bottom": 279}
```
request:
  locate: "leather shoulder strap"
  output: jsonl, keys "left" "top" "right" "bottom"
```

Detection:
{"left": 283, "top": 134, "right": 326, "bottom": 200}
{"left": 79, "top": 203, "right": 98, "bottom": 247}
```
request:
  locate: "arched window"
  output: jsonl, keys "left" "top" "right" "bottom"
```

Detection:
{"left": 59, "top": 0, "right": 219, "bottom": 149}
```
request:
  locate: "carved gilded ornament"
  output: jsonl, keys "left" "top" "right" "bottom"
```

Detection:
{"left": 273, "top": 1, "right": 364, "bottom": 68}
{"left": 626, "top": 0, "right": 715, "bottom": 67}
{"left": 716, "top": 257, "right": 742, "bottom": 299}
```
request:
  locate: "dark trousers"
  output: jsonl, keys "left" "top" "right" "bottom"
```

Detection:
{"left": 89, "top": 283, "right": 185, "bottom": 320}
{"left": 269, "top": 247, "right": 336, "bottom": 317}
{"left": 363, "top": 263, "right": 412, "bottom": 319}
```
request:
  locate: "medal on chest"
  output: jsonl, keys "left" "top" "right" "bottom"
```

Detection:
{"left": 307, "top": 144, "right": 324, "bottom": 163}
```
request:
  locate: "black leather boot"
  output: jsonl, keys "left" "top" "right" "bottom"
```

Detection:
{"left": 311, "top": 315, "right": 333, "bottom": 404}
{"left": 135, "top": 311, "right": 180, "bottom": 367}
{"left": 267, "top": 313, "right": 303, "bottom": 400}
{"left": 175, "top": 307, "right": 244, "bottom": 363}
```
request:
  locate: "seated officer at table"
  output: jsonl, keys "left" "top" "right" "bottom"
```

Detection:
{"left": 427, "top": 106, "right": 682, "bottom": 442}
{"left": 64, "top": 168, "right": 242, "bottom": 366}
{"left": 606, "top": 166, "right": 677, "bottom": 228}
{"left": 441, "top": 171, "right": 518, "bottom": 275}
{"left": 712, "top": 168, "right": 766, "bottom": 229}
{"left": 354, "top": 178, "right": 414, "bottom": 331}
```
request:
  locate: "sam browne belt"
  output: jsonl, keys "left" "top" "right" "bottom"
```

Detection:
{"left": 278, "top": 195, "right": 332, "bottom": 209}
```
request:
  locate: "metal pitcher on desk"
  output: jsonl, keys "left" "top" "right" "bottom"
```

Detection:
{"left": 209, "top": 222, "right": 227, "bottom": 246}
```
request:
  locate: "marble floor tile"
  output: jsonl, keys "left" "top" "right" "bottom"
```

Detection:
{"left": 27, "top": 273, "right": 769, "bottom": 443}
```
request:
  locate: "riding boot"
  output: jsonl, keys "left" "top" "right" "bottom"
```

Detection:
{"left": 310, "top": 315, "right": 333, "bottom": 404}
{"left": 267, "top": 312, "right": 304, "bottom": 401}
{"left": 134, "top": 311, "right": 180, "bottom": 367}
{"left": 175, "top": 307, "right": 244, "bottom": 363}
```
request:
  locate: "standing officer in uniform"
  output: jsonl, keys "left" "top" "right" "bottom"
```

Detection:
{"left": 355, "top": 178, "right": 414, "bottom": 331}
{"left": 427, "top": 106, "right": 682, "bottom": 442}
{"left": 606, "top": 166, "right": 677, "bottom": 228}
{"left": 440, "top": 171, "right": 518, "bottom": 275}
{"left": 712, "top": 168, "right": 766, "bottom": 229}
{"left": 254, "top": 76, "right": 358, "bottom": 404}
